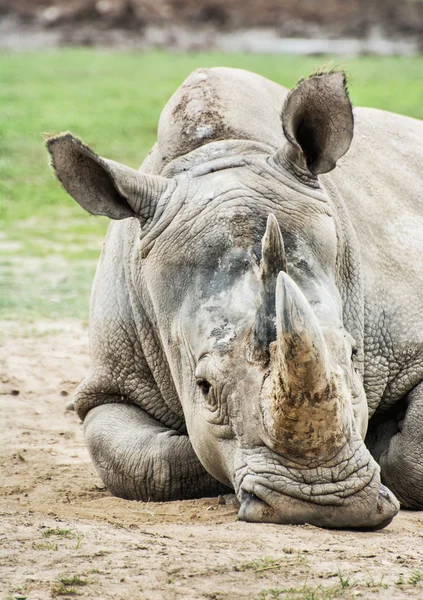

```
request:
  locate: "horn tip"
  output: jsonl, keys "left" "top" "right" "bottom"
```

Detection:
{"left": 266, "top": 213, "right": 278, "bottom": 227}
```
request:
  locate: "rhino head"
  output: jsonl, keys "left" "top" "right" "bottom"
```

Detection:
{"left": 48, "top": 71, "right": 399, "bottom": 529}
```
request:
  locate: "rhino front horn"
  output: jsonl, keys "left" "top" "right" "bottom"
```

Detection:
{"left": 260, "top": 272, "right": 347, "bottom": 461}
{"left": 252, "top": 214, "right": 287, "bottom": 361}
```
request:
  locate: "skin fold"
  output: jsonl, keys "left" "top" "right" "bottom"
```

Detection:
{"left": 47, "top": 67, "right": 423, "bottom": 529}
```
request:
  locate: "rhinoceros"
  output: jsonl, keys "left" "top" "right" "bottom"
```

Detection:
{"left": 47, "top": 67, "right": 423, "bottom": 530}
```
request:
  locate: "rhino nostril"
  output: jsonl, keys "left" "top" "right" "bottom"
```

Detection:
{"left": 378, "top": 485, "right": 389, "bottom": 500}
{"left": 196, "top": 378, "right": 211, "bottom": 395}
{"left": 238, "top": 492, "right": 277, "bottom": 523}
{"left": 353, "top": 484, "right": 400, "bottom": 531}
{"left": 377, "top": 484, "right": 399, "bottom": 511}
{"left": 378, "top": 484, "right": 396, "bottom": 503}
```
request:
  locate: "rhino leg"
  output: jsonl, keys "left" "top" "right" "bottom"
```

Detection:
{"left": 377, "top": 384, "right": 423, "bottom": 509}
{"left": 365, "top": 417, "right": 401, "bottom": 464}
{"left": 84, "top": 404, "right": 228, "bottom": 501}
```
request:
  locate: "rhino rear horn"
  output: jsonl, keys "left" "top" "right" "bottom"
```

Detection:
{"left": 252, "top": 214, "right": 287, "bottom": 361}
{"left": 275, "top": 71, "right": 354, "bottom": 176}
{"left": 47, "top": 133, "right": 174, "bottom": 223}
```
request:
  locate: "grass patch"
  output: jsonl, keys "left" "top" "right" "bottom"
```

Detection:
{"left": 0, "top": 255, "right": 95, "bottom": 320}
{"left": 51, "top": 584, "right": 78, "bottom": 597}
{"left": 38, "top": 527, "right": 83, "bottom": 549}
{"left": 235, "top": 551, "right": 308, "bottom": 574}
{"left": 336, "top": 570, "right": 351, "bottom": 589}
{"left": 58, "top": 576, "right": 88, "bottom": 587}
{"left": 408, "top": 569, "right": 423, "bottom": 585}
{"left": 4, "top": 592, "right": 27, "bottom": 600}
{"left": 235, "top": 556, "right": 285, "bottom": 573}
{"left": 1, "top": 50, "right": 422, "bottom": 321}
{"left": 51, "top": 574, "right": 88, "bottom": 597}
{"left": 41, "top": 527, "right": 74, "bottom": 539}
{"left": 256, "top": 568, "right": 417, "bottom": 599}
{"left": 256, "top": 583, "right": 344, "bottom": 599}
{"left": 364, "top": 573, "right": 387, "bottom": 589}
{"left": 35, "top": 541, "right": 59, "bottom": 551}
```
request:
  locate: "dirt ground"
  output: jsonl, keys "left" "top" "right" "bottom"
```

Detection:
{"left": 1, "top": 321, "right": 423, "bottom": 600}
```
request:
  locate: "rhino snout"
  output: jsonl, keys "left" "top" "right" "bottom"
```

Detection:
{"left": 234, "top": 440, "right": 400, "bottom": 530}
{"left": 237, "top": 484, "right": 399, "bottom": 530}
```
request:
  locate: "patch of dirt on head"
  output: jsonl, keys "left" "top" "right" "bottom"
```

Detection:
{"left": 165, "top": 68, "right": 246, "bottom": 162}
{"left": 1, "top": 321, "right": 423, "bottom": 599}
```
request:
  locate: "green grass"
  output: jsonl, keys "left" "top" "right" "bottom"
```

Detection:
{"left": 51, "top": 583, "right": 78, "bottom": 597}
{"left": 1, "top": 49, "right": 422, "bottom": 320}
{"left": 58, "top": 576, "right": 87, "bottom": 587}
{"left": 50, "top": 574, "right": 88, "bottom": 597}
{"left": 41, "top": 527, "right": 74, "bottom": 538}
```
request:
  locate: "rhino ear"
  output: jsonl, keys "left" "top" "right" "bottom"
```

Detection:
{"left": 278, "top": 71, "right": 354, "bottom": 176}
{"left": 46, "top": 133, "right": 172, "bottom": 222}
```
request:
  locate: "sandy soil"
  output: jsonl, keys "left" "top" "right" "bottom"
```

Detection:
{"left": 1, "top": 321, "right": 423, "bottom": 600}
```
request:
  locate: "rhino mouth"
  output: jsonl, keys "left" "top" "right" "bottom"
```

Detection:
{"left": 238, "top": 488, "right": 397, "bottom": 531}
{"left": 234, "top": 443, "right": 399, "bottom": 530}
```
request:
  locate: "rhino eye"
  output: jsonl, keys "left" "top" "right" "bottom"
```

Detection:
{"left": 196, "top": 378, "right": 211, "bottom": 395}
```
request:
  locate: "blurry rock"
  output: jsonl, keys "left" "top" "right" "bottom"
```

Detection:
{"left": 40, "top": 6, "right": 63, "bottom": 26}
{"left": 217, "top": 493, "right": 238, "bottom": 506}
{"left": 197, "top": 4, "right": 228, "bottom": 27}
{"left": 96, "top": 0, "right": 115, "bottom": 15}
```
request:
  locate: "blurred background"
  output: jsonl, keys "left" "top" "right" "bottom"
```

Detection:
{"left": 0, "top": 0, "right": 422, "bottom": 328}
{"left": 1, "top": 0, "right": 422, "bottom": 52}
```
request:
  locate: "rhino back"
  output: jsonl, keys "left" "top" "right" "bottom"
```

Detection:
{"left": 323, "top": 108, "right": 423, "bottom": 411}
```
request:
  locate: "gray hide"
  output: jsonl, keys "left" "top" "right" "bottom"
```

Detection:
{"left": 47, "top": 67, "right": 423, "bottom": 529}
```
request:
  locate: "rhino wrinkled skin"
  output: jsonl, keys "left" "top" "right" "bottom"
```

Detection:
{"left": 47, "top": 67, "right": 423, "bottom": 530}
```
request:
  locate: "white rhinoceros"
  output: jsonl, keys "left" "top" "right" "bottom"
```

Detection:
{"left": 47, "top": 67, "right": 423, "bottom": 530}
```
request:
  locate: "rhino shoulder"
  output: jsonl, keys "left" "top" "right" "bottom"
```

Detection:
{"left": 352, "top": 107, "right": 423, "bottom": 160}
